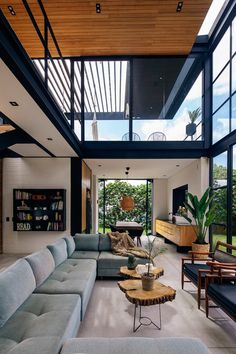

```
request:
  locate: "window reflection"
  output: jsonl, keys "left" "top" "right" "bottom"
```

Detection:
{"left": 233, "top": 18, "right": 236, "bottom": 55}
{"left": 232, "top": 93, "right": 236, "bottom": 132}
{"left": 212, "top": 102, "right": 229, "bottom": 143}
{"left": 212, "top": 65, "right": 230, "bottom": 113}
{"left": 213, "top": 28, "right": 230, "bottom": 80}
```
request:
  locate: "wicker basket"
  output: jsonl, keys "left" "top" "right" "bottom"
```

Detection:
{"left": 192, "top": 242, "right": 210, "bottom": 259}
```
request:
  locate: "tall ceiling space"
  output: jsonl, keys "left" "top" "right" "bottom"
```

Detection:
{"left": 0, "top": 0, "right": 212, "bottom": 57}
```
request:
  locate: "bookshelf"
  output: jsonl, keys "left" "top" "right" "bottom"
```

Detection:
{"left": 13, "top": 189, "right": 66, "bottom": 231}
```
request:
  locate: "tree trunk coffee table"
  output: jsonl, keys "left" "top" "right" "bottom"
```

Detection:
{"left": 119, "top": 266, "right": 164, "bottom": 279}
{"left": 118, "top": 279, "right": 176, "bottom": 332}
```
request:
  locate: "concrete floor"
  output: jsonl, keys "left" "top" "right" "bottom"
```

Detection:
{"left": 1, "top": 237, "right": 236, "bottom": 353}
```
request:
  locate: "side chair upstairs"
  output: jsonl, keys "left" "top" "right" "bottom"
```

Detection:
{"left": 181, "top": 241, "right": 236, "bottom": 309}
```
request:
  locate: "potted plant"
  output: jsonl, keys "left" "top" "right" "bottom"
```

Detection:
{"left": 180, "top": 187, "right": 215, "bottom": 257}
{"left": 186, "top": 108, "right": 201, "bottom": 137}
{"left": 127, "top": 255, "right": 136, "bottom": 270}
{"left": 141, "top": 237, "right": 166, "bottom": 291}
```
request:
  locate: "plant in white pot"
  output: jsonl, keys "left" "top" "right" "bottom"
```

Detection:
{"left": 180, "top": 187, "right": 216, "bottom": 257}
{"left": 186, "top": 107, "right": 201, "bottom": 138}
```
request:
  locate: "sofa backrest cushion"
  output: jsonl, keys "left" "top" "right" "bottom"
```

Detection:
{"left": 47, "top": 238, "right": 68, "bottom": 266}
{"left": 99, "top": 234, "right": 111, "bottom": 251}
{"left": 214, "top": 249, "right": 236, "bottom": 263}
{"left": 74, "top": 234, "right": 99, "bottom": 251}
{"left": 63, "top": 235, "right": 75, "bottom": 257}
{"left": 25, "top": 248, "right": 55, "bottom": 287}
{"left": 0, "top": 259, "right": 36, "bottom": 327}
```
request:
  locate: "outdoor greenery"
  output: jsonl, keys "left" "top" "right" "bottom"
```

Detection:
{"left": 98, "top": 180, "right": 152, "bottom": 233}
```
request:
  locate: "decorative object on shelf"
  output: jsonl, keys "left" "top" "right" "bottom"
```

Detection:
{"left": 13, "top": 189, "right": 66, "bottom": 232}
{"left": 120, "top": 167, "right": 135, "bottom": 211}
{"left": 185, "top": 107, "right": 201, "bottom": 139}
{"left": 181, "top": 187, "right": 215, "bottom": 258}
{"left": 127, "top": 255, "right": 137, "bottom": 270}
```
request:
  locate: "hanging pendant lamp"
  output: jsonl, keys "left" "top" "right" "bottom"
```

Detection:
{"left": 120, "top": 168, "right": 135, "bottom": 211}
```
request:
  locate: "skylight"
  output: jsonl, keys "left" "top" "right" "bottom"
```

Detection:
{"left": 198, "top": 0, "right": 227, "bottom": 36}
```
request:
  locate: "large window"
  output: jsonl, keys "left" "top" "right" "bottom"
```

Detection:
{"left": 211, "top": 152, "right": 228, "bottom": 249}
{"left": 212, "top": 19, "right": 236, "bottom": 144}
{"left": 232, "top": 146, "right": 236, "bottom": 247}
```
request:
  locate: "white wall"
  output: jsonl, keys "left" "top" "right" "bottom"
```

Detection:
{"left": 152, "top": 179, "right": 168, "bottom": 233}
{"left": 167, "top": 157, "right": 209, "bottom": 215}
{"left": 3, "top": 158, "right": 71, "bottom": 254}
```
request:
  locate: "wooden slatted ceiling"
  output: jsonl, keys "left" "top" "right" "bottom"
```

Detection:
{"left": 0, "top": 0, "right": 212, "bottom": 57}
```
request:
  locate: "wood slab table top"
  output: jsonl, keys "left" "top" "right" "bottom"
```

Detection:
{"left": 118, "top": 279, "right": 176, "bottom": 306}
{"left": 120, "top": 266, "right": 164, "bottom": 279}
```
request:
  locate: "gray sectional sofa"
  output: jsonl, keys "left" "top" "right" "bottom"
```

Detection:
{"left": 0, "top": 233, "right": 210, "bottom": 354}
{"left": 0, "top": 233, "right": 148, "bottom": 354}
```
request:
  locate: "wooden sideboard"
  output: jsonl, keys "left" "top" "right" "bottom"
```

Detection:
{"left": 156, "top": 219, "right": 196, "bottom": 251}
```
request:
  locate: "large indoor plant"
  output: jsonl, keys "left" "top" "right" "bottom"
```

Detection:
{"left": 181, "top": 187, "right": 215, "bottom": 256}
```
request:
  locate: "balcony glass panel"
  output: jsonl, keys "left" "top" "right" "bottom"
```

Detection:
{"left": 232, "top": 55, "right": 236, "bottom": 95}
{"left": 212, "top": 101, "right": 229, "bottom": 144}
{"left": 213, "top": 28, "right": 230, "bottom": 80}
{"left": 133, "top": 61, "right": 202, "bottom": 141}
{"left": 212, "top": 65, "right": 230, "bottom": 113}
{"left": 84, "top": 60, "right": 129, "bottom": 141}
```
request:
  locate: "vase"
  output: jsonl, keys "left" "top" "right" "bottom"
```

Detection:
{"left": 141, "top": 273, "right": 155, "bottom": 291}
{"left": 192, "top": 242, "right": 210, "bottom": 259}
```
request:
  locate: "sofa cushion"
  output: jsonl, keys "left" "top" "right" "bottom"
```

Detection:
{"left": 70, "top": 251, "right": 99, "bottom": 260}
{"left": 74, "top": 234, "right": 99, "bottom": 251}
{"left": 98, "top": 234, "right": 111, "bottom": 251}
{"left": 0, "top": 259, "right": 36, "bottom": 328}
{"left": 63, "top": 236, "right": 76, "bottom": 257}
{"left": 47, "top": 238, "right": 68, "bottom": 266}
{"left": 208, "top": 283, "right": 236, "bottom": 319}
{"left": 0, "top": 293, "right": 81, "bottom": 354}
{"left": 60, "top": 337, "right": 211, "bottom": 354}
{"left": 34, "top": 259, "right": 96, "bottom": 319}
{"left": 98, "top": 251, "right": 148, "bottom": 269}
{"left": 214, "top": 249, "right": 236, "bottom": 263}
{"left": 183, "top": 263, "right": 210, "bottom": 285}
{"left": 25, "top": 248, "right": 55, "bottom": 287}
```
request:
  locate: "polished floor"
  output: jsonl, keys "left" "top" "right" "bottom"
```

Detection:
{"left": 1, "top": 237, "right": 236, "bottom": 353}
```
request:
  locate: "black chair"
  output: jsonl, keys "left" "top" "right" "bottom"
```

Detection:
{"left": 109, "top": 224, "right": 117, "bottom": 232}
{"left": 127, "top": 227, "right": 143, "bottom": 247}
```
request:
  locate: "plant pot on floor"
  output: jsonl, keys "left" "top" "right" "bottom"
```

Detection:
{"left": 186, "top": 123, "right": 196, "bottom": 137}
{"left": 192, "top": 242, "right": 210, "bottom": 259}
{"left": 141, "top": 273, "right": 155, "bottom": 291}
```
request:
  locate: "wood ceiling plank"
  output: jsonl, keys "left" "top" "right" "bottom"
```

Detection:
{"left": 0, "top": 0, "right": 212, "bottom": 57}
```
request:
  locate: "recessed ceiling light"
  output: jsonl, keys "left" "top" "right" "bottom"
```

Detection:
{"left": 47, "top": 137, "right": 53, "bottom": 141}
{"left": 163, "top": 174, "right": 167, "bottom": 177}
{"left": 96, "top": 3, "right": 101, "bottom": 13}
{"left": 176, "top": 1, "right": 183, "bottom": 12}
{"left": 8, "top": 5, "right": 16, "bottom": 15}
{"left": 9, "top": 101, "right": 19, "bottom": 106}
{"left": 98, "top": 164, "right": 102, "bottom": 167}
{"left": 176, "top": 164, "right": 180, "bottom": 167}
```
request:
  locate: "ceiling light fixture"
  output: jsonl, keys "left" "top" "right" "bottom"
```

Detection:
{"left": 96, "top": 3, "right": 101, "bottom": 13}
{"left": 8, "top": 5, "right": 16, "bottom": 15}
{"left": 47, "top": 137, "right": 53, "bottom": 141}
{"left": 9, "top": 101, "right": 19, "bottom": 106}
{"left": 176, "top": 1, "right": 183, "bottom": 12}
{"left": 120, "top": 167, "right": 135, "bottom": 211}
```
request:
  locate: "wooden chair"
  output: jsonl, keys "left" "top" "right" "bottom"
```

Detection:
{"left": 205, "top": 261, "right": 236, "bottom": 320}
{"left": 181, "top": 241, "right": 236, "bottom": 309}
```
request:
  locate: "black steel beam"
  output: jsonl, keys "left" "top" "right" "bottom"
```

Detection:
{"left": 0, "top": 10, "right": 82, "bottom": 157}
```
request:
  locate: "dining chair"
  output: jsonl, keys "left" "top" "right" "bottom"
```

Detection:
{"left": 147, "top": 132, "right": 166, "bottom": 141}
{"left": 122, "top": 132, "right": 141, "bottom": 141}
